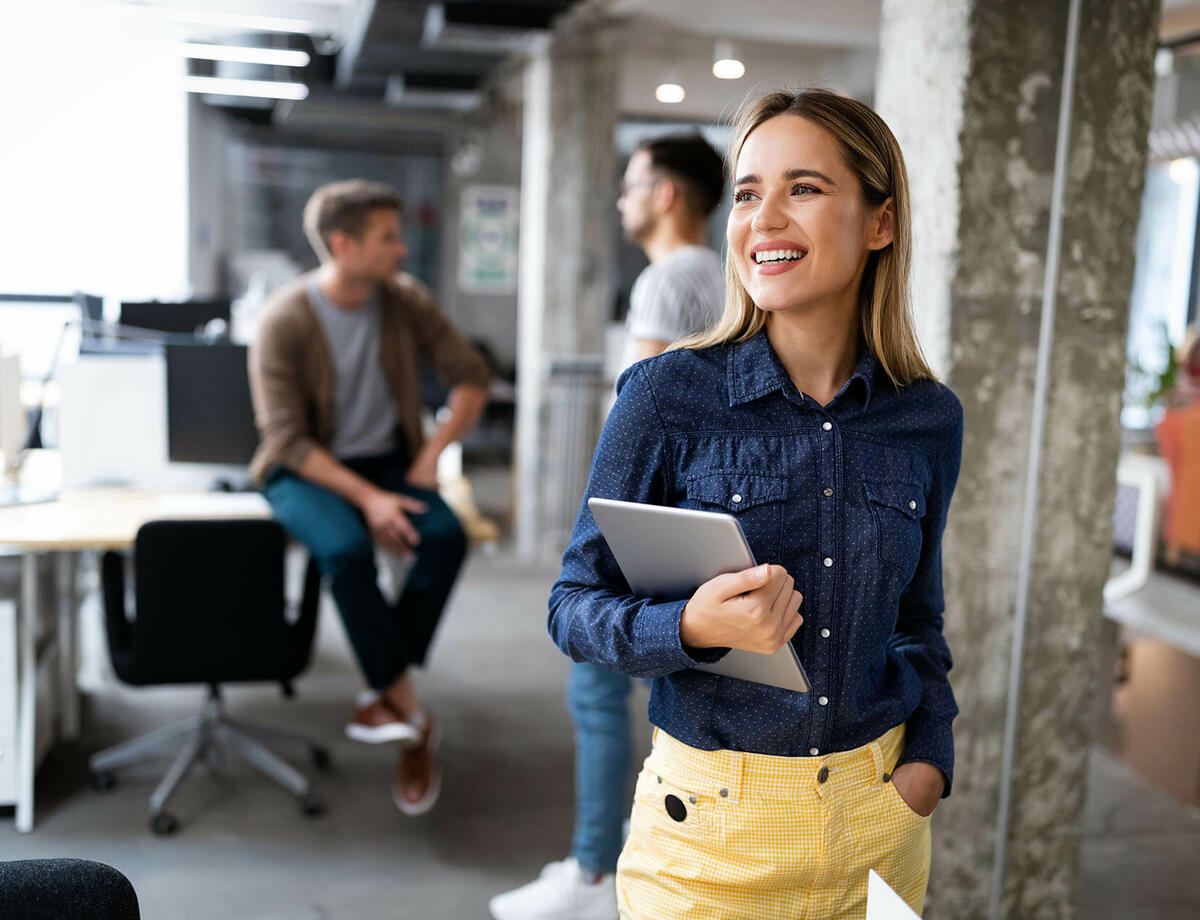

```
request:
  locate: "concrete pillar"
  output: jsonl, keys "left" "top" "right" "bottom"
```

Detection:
{"left": 876, "top": 1, "right": 1160, "bottom": 917}
{"left": 515, "top": 18, "right": 620, "bottom": 559}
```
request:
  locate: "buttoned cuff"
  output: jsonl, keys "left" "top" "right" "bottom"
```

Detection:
{"left": 899, "top": 711, "right": 955, "bottom": 797}
{"left": 633, "top": 598, "right": 729, "bottom": 674}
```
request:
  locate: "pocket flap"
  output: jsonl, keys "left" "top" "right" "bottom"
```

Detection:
{"left": 686, "top": 472, "right": 788, "bottom": 512}
{"left": 863, "top": 479, "right": 925, "bottom": 518}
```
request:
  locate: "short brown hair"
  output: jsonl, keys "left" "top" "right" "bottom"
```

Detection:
{"left": 637, "top": 134, "right": 725, "bottom": 218}
{"left": 302, "top": 179, "right": 403, "bottom": 260}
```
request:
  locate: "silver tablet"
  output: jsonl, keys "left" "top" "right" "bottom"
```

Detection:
{"left": 587, "top": 497, "right": 810, "bottom": 694}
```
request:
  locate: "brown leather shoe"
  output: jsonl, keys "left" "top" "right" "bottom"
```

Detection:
{"left": 345, "top": 693, "right": 422, "bottom": 745}
{"left": 392, "top": 711, "right": 441, "bottom": 816}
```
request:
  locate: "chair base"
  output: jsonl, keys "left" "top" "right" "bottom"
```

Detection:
{"left": 88, "top": 690, "right": 329, "bottom": 833}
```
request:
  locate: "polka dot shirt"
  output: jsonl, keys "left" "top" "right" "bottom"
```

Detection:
{"left": 548, "top": 329, "right": 964, "bottom": 794}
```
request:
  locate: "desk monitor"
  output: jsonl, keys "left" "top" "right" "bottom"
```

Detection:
{"left": 165, "top": 343, "right": 258, "bottom": 465}
{"left": 121, "top": 299, "right": 231, "bottom": 336}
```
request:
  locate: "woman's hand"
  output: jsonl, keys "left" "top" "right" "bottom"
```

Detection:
{"left": 889, "top": 762, "right": 945, "bottom": 817}
{"left": 679, "top": 564, "right": 803, "bottom": 654}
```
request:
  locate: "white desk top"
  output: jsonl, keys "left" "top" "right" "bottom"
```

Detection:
{"left": 0, "top": 452, "right": 270, "bottom": 552}
{"left": 0, "top": 488, "right": 271, "bottom": 552}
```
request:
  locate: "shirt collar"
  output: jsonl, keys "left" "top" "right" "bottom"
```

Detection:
{"left": 726, "top": 329, "right": 877, "bottom": 409}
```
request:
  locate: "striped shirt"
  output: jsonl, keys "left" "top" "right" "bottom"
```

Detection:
{"left": 622, "top": 245, "right": 723, "bottom": 371}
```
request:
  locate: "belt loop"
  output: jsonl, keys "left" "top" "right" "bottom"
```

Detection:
{"left": 868, "top": 739, "right": 885, "bottom": 781}
{"left": 721, "top": 748, "right": 744, "bottom": 803}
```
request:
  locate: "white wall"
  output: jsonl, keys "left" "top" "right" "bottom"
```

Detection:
{"left": 0, "top": 1, "right": 188, "bottom": 299}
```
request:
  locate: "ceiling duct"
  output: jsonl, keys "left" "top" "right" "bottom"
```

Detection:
{"left": 385, "top": 74, "right": 482, "bottom": 112}
{"left": 421, "top": 2, "right": 555, "bottom": 54}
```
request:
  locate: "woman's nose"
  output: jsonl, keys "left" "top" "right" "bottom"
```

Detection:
{"left": 751, "top": 193, "right": 789, "bottom": 233}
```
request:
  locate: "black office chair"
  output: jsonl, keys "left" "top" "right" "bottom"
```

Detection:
{"left": 0, "top": 859, "right": 140, "bottom": 920}
{"left": 88, "top": 519, "right": 328, "bottom": 834}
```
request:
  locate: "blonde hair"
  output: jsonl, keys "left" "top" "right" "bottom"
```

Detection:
{"left": 677, "top": 88, "right": 935, "bottom": 387}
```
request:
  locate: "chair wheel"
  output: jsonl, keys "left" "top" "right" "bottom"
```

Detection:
{"left": 300, "top": 795, "right": 325, "bottom": 818}
{"left": 311, "top": 747, "right": 332, "bottom": 770}
{"left": 150, "top": 812, "right": 179, "bottom": 835}
{"left": 89, "top": 771, "right": 116, "bottom": 793}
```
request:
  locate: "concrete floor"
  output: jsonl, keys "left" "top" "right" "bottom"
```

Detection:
{"left": 2, "top": 547, "right": 1198, "bottom": 919}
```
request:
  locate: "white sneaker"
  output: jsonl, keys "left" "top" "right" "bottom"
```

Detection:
{"left": 489, "top": 858, "right": 618, "bottom": 920}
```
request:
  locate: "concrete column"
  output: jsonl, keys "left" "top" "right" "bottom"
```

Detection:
{"left": 515, "top": 19, "right": 620, "bottom": 559}
{"left": 876, "top": 1, "right": 1160, "bottom": 917}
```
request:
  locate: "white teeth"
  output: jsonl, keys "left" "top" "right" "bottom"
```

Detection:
{"left": 754, "top": 249, "right": 805, "bottom": 264}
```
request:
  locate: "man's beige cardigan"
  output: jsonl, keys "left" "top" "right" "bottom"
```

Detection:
{"left": 247, "top": 270, "right": 490, "bottom": 486}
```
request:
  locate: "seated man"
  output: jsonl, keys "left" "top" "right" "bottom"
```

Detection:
{"left": 248, "top": 179, "right": 489, "bottom": 815}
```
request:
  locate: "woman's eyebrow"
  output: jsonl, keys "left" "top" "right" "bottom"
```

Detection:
{"left": 734, "top": 168, "right": 836, "bottom": 187}
{"left": 784, "top": 167, "right": 836, "bottom": 185}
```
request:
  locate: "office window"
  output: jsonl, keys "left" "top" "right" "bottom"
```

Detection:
{"left": 1124, "top": 158, "right": 1200, "bottom": 429}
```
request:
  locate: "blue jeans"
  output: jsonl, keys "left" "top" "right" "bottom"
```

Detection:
{"left": 568, "top": 660, "right": 634, "bottom": 875}
{"left": 263, "top": 450, "right": 467, "bottom": 690}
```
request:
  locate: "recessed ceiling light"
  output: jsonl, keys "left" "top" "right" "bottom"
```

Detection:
{"left": 655, "top": 83, "right": 685, "bottom": 104}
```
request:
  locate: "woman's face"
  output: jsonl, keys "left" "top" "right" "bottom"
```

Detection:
{"left": 727, "top": 114, "right": 892, "bottom": 318}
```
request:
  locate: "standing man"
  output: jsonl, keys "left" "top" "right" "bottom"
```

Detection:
{"left": 490, "top": 134, "right": 725, "bottom": 920}
{"left": 248, "top": 179, "right": 489, "bottom": 816}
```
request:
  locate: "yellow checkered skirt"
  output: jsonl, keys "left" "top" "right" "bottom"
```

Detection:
{"left": 616, "top": 723, "right": 931, "bottom": 919}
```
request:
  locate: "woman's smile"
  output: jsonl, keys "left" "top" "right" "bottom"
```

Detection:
{"left": 751, "top": 239, "right": 809, "bottom": 275}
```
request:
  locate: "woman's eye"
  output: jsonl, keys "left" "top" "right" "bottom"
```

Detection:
{"left": 792, "top": 183, "right": 819, "bottom": 196}
{"left": 733, "top": 190, "right": 757, "bottom": 202}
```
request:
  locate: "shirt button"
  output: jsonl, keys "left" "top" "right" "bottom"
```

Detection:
{"left": 820, "top": 628, "right": 830, "bottom": 638}
{"left": 823, "top": 557, "right": 833, "bottom": 568}
{"left": 818, "top": 696, "right": 829, "bottom": 706}
{"left": 908, "top": 500, "right": 917, "bottom": 510}
{"left": 731, "top": 494, "right": 742, "bottom": 504}
{"left": 822, "top": 421, "right": 833, "bottom": 431}
{"left": 809, "top": 747, "right": 820, "bottom": 756}
{"left": 817, "top": 766, "right": 830, "bottom": 783}
{"left": 822, "top": 487, "right": 833, "bottom": 497}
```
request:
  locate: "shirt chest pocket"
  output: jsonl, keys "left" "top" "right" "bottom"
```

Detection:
{"left": 862, "top": 479, "right": 926, "bottom": 578}
{"left": 685, "top": 471, "right": 788, "bottom": 563}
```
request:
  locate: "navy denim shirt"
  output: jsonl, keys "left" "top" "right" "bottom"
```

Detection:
{"left": 548, "top": 329, "right": 964, "bottom": 793}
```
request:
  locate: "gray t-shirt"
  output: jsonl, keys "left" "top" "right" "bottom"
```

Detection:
{"left": 621, "top": 245, "right": 724, "bottom": 371}
{"left": 308, "top": 278, "right": 398, "bottom": 460}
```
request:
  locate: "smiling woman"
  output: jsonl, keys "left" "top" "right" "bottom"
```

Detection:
{"left": 678, "top": 89, "right": 932, "bottom": 392}
{"left": 548, "top": 88, "right": 963, "bottom": 920}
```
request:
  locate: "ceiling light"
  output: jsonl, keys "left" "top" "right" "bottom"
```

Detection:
{"left": 173, "top": 43, "right": 310, "bottom": 67}
{"left": 183, "top": 75, "right": 309, "bottom": 101}
{"left": 655, "top": 83, "right": 685, "bottom": 104}
{"left": 1169, "top": 157, "right": 1197, "bottom": 185}
{"left": 123, "top": 5, "right": 316, "bottom": 35}
{"left": 712, "top": 41, "right": 744, "bottom": 80}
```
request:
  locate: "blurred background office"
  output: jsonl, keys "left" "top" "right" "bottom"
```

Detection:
{"left": 0, "top": 1, "right": 1198, "bottom": 918}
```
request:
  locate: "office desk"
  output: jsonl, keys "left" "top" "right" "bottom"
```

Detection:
{"left": 0, "top": 481, "right": 270, "bottom": 832}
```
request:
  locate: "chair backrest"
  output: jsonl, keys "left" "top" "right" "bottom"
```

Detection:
{"left": 0, "top": 859, "right": 140, "bottom": 920}
{"left": 103, "top": 519, "right": 316, "bottom": 687}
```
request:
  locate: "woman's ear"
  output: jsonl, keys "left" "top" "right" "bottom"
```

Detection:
{"left": 867, "top": 197, "right": 894, "bottom": 251}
